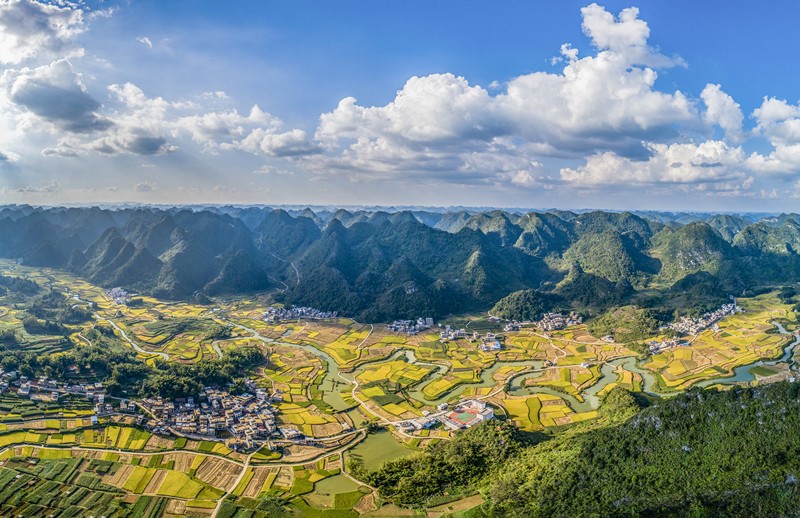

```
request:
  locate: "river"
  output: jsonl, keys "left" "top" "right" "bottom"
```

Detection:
{"left": 230, "top": 317, "right": 800, "bottom": 416}
{"left": 695, "top": 321, "right": 800, "bottom": 388}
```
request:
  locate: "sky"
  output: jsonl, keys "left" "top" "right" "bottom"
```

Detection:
{"left": 4, "top": 1, "right": 800, "bottom": 210}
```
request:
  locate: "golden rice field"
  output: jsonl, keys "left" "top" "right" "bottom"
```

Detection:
{"left": 644, "top": 292, "right": 797, "bottom": 390}
{"left": 597, "top": 365, "right": 643, "bottom": 397}
{"left": 522, "top": 365, "right": 600, "bottom": 398}
{"left": 502, "top": 393, "right": 598, "bottom": 431}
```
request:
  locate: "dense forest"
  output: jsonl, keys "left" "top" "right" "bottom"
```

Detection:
{"left": 366, "top": 383, "right": 800, "bottom": 517}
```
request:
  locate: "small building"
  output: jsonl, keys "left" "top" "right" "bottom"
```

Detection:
{"left": 439, "top": 400, "right": 494, "bottom": 430}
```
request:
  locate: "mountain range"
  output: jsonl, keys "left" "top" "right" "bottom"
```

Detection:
{"left": 2, "top": 204, "right": 800, "bottom": 321}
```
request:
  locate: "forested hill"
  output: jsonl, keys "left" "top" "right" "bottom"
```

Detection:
{"left": 2, "top": 204, "right": 800, "bottom": 321}
{"left": 366, "top": 383, "right": 800, "bottom": 517}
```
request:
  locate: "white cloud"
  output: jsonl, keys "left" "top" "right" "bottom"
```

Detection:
{"left": 701, "top": 84, "right": 744, "bottom": 143}
{"left": 238, "top": 128, "right": 319, "bottom": 157}
{"left": 2, "top": 59, "right": 112, "bottom": 133}
{"left": 317, "top": 73, "right": 497, "bottom": 146}
{"left": 560, "top": 140, "right": 750, "bottom": 189}
{"left": 41, "top": 141, "right": 83, "bottom": 157}
{"left": 0, "top": 1, "right": 783, "bottom": 202}
{"left": 16, "top": 180, "right": 61, "bottom": 193}
{"left": 746, "top": 97, "right": 800, "bottom": 174}
{"left": 0, "top": 0, "right": 86, "bottom": 65}
{"left": 0, "top": 150, "right": 19, "bottom": 163}
{"left": 580, "top": 3, "right": 682, "bottom": 68}
{"left": 312, "top": 3, "right": 701, "bottom": 187}
{"left": 175, "top": 104, "right": 280, "bottom": 151}
{"left": 253, "top": 165, "right": 294, "bottom": 175}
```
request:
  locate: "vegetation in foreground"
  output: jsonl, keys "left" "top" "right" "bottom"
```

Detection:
{"left": 365, "top": 383, "right": 800, "bottom": 517}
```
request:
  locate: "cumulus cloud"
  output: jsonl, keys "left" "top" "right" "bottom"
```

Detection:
{"left": 580, "top": 4, "right": 682, "bottom": 67}
{"left": 312, "top": 3, "right": 701, "bottom": 187}
{"left": 0, "top": 1, "right": 781, "bottom": 200}
{"left": 3, "top": 59, "right": 112, "bottom": 133}
{"left": 0, "top": 150, "right": 19, "bottom": 163}
{"left": 238, "top": 128, "right": 319, "bottom": 157}
{"left": 175, "top": 105, "right": 279, "bottom": 151}
{"left": 253, "top": 165, "right": 294, "bottom": 175}
{"left": 23, "top": 81, "right": 313, "bottom": 158}
{"left": 41, "top": 141, "right": 82, "bottom": 157}
{"left": 16, "top": 180, "right": 61, "bottom": 193}
{"left": 701, "top": 84, "right": 744, "bottom": 143}
{"left": 560, "top": 140, "right": 750, "bottom": 190}
{"left": 0, "top": 0, "right": 86, "bottom": 65}
{"left": 746, "top": 97, "right": 800, "bottom": 174}
{"left": 31, "top": 83, "right": 228, "bottom": 156}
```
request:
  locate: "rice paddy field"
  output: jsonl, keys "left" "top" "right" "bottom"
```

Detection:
{"left": 520, "top": 365, "right": 600, "bottom": 398}
{"left": 0, "top": 433, "right": 244, "bottom": 516}
{"left": 501, "top": 393, "right": 599, "bottom": 431}
{"left": 644, "top": 292, "right": 797, "bottom": 390}
{"left": 6, "top": 260, "right": 800, "bottom": 515}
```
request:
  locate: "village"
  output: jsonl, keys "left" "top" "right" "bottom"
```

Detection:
{"left": 537, "top": 311, "right": 583, "bottom": 332}
{"left": 2, "top": 369, "right": 107, "bottom": 408}
{"left": 137, "top": 383, "right": 282, "bottom": 451}
{"left": 648, "top": 302, "right": 744, "bottom": 353}
{"left": 0, "top": 367, "right": 288, "bottom": 453}
{"left": 263, "top": 305, "right": 338, "bottom": 322}
{"left": 105, "top": 287, "right": 130, "bottom": 305}
{"left": 665, "top": 302, "right": 743, "bottom": 336}
{"left": 387, "top": 317, "right": 434, "bottom": 334}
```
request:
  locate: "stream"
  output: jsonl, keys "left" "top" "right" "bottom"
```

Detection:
{"left": 71, "top": 292, "right": 171, "bottom": 360}
{"left": 229, "top": 317, "right": 800, "bottom": 416}
{"left": 695, "top": 321, "right": 800, "bottom": 388}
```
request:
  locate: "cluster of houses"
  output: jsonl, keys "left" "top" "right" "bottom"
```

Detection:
{"left": 503, "top": 322, "right": 522, "bottom": 332}
{"left": 537, "top": 312, "right": 582, "bottom": 332}
{"left": 437, "top": 327, "right": 503, "bottom": 351}
{"left": 138, "top": 385, "right": 282, "bottom": 451}
{"left": 397, "top": 399, "right": 495, "bottom": 433}
{"left": 666, "top": 302, "right": 742, "bottom": 336}
{"left": 387, "top": 317, "right": 434, "bottom": 335}
{"left": 5, "top": 369, "right": 291, "bottom": 452}
{"left": 263, "top": 306, "right": 338, "bottom": 322}
{"left": 6, "top": 371, "right": 105, "bottom": 402}
{"left": 439, "top": 325, "right": 472, "bottom": 341}
{"left": 105, "top": 287, "right": 129, "bottom": 305}
{"left": 2, "top": 372, "right": 112, "bottom": 420}
{"left": 647, "top": 337, "right": 691, "bottom": 354}
{"left": 479, "top": 333, "right": 503, "bottom": 351}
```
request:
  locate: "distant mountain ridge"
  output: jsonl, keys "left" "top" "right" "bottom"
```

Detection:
{"left": 1, "top": 204, "right": 799, "bottom": 321}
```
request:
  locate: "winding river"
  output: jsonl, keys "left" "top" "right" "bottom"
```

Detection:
{"left": 229, "top": 317, "right": 800, "bottom": 416}
{"left": 695, "top": 321, "right": 800, "bottom": 388}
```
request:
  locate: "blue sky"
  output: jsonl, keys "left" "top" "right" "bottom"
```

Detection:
{"left": 3, "top": 0, "right": 800, "bottom": 210}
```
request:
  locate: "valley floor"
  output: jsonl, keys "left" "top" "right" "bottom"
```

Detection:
{"left": 0, "top": 259, "right": 797, "bottom": 516}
